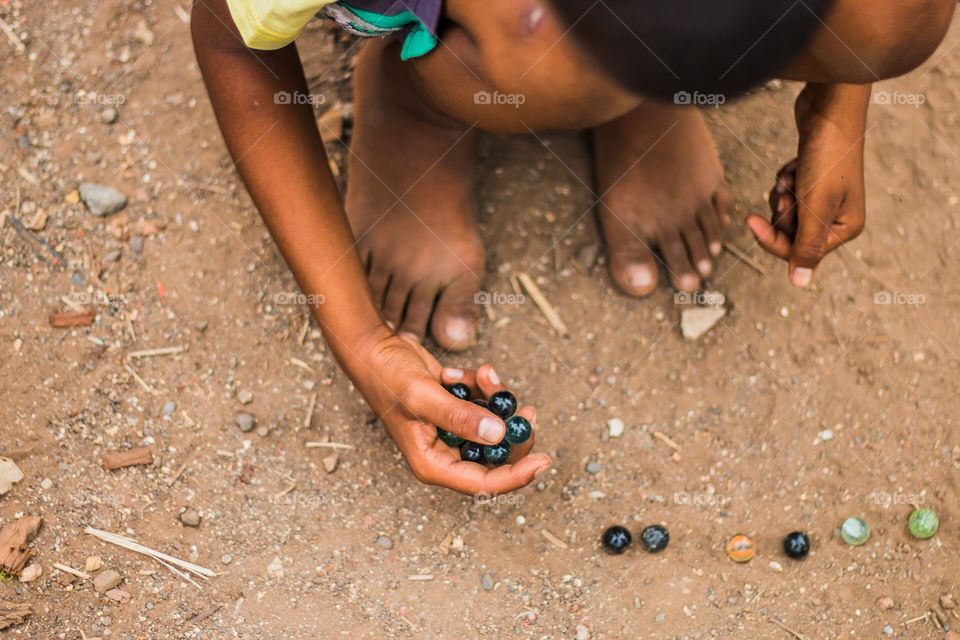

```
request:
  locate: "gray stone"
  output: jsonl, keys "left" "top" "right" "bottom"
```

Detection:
{"left": 101, "top": 107, "right": 118, "bottom": 124}
{"left": 376, "top": 535, "right": 393, "bottom": 550}
{"left": 235, "top": 412, "right": 256, "bottom": 432}
{"left": 481, "top": 572, "right": 494, "bottom": 591}
{"left": 128, "top": 235, "right": 144, "bottom": 254}
{"left": 586, "top": 461, "right": 602, "bottom": 475}
{"left": 79, "top": 183, "right": 127, "bottom": 217}
{"left": 161, "top": 401, "right": 176, "bottom": 416}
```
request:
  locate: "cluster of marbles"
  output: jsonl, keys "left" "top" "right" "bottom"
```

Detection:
{"left": 438, "top": 385, "right": 531, "bottom": 466}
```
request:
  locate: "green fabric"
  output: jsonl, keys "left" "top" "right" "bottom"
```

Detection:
{"left": 341, "top": 4, "right": 438, "bottom": 60}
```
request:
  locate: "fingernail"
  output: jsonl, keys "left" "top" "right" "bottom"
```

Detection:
{"left": 487, "top": 367, "right": 500, "bottom": 385}
{"left": 399, "top": 331, "right": 420, "bottom": 342}
{"left": 443, "top": 367, "right": 464, "bottom": 380}
{"left": 626, "top": 264, "right": 654, "bottom": 289}
{"left": 479, "top": 417, "right": 504, "bottom": 443}
{"left": 444, "top": 317, "right": 474, "bottom": 342}
{"left": 385, "top": 320, "right": 396, "bottom": 331}
{"left": 777, "top": 196, "right": 787, "bottom": 214}
{"left": 791, "top": 267, "right": 813, "bottom": 287}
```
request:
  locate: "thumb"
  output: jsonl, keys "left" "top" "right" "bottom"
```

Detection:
{"left": 789, "top": 195, "right": 834, "bottom": 287}
{"left": 407, "top": 379, "right": 506, "bottom": 445}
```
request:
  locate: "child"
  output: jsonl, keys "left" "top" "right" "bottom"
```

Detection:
{"left": 191, "top": 0, "right": 955, "bottom": 495}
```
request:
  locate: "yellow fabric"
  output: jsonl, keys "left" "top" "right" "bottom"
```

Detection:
{"left": 226, "top": 0, "right": 338, "bottom": 49}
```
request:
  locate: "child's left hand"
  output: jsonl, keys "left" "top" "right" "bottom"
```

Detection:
{"left": 746, "top": 83, "right": 871, "bottom": 287}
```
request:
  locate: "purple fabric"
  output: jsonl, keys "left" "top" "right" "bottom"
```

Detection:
{"left": 345, "top": 0, "right": 442, "bottom": 33}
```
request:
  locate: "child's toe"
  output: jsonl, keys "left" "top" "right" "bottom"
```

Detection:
{"left": 607, "top": 244, "right": 659, "bottom": 297}
{"left": 659, "top": 231, "right": 700, "bottom": 292}
{"left": 430, "top": 277, "right": 480, "bottom": 351}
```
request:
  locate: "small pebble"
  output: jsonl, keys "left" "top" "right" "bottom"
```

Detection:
{"left": 941, "top": 594, "right": 956, "bottom": 610}
{"left": 376, "top": 535, "right": 393, "bottom": 550}
{"left": 180, "top": 509, "right": 201, "bottom": 528}
{"left": 104, "top": 249, "right": 122, "bottom": 262}
{"left": 585, "top": 461, "right": 602, "bottom": 475}
{"left": 161, "top": 401, "right": 176, "bottom": 416}
{"left": 93, "top": 569, "right": 122, "bottom": 594}
{"left": 79, "top": 183, "right": 127, "bottom": 217}
{"left": 481, "top": 572, "right": 494, "bottom": 591}
{"left": 266, "top": 556, "right": 284, "bottom": 579}
{"left": 220, "top": 554, "right": 233, "bottom": 565}
{"left": 607, "top": 418, "right": 625, "bottom": 438}
{"left": 40, "top": 478, "right": 53, "bottom": 490}
{"left": 128, "top": 235, "right": 144, "bottom": 254}
{"left": 818, "top": 429, "right": 834, "bottom": 441}
{"left": 876, "top": 596, "right": 895, "bottom": 611}
{"left": 85, "top": 556, "right": 103, "bottom": 572}
{"left": 19, "top": 564, "right": 42, "bottom": 582}
{"left": 322, "top": 455, "right": 339, "bottom": 473}
{"left": 105, "top": 589, "right": 131, "bottom": 604}
{"left": 101, "top": 107, "right": 118, "bottom": 124}
{"left": 882, "top": 625, "right": 893, "bottom": 636}
{"left": 768, "top": 561, "right": 783, "bottom": 573}
{"left": 235, "top": 413, "right": 256, "bottom": 432}
{"left": 576, "top": 623, "right": 590, "bottom": 640}
{"left": 237, "top": 390, "right": 254, "bottom": 405}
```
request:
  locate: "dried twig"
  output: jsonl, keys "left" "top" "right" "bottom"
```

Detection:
{"left": 540, "top": 529, "right": 568, "bottom": 549}
{"left": 516, "top": 273, "right": 568, "bottom": 337}
{"left": 127, "top": 346, "right": 185, "bottom": 359}
{"left": 0, "top": 16, "right": 25, "bottom": 54}
{"left": 303, "top": 392, "right": 318, "bottom": 428}
{"left": 124, "top": 365, "right": 154, "bottom": 393}
{"left": 305, "top": 441, "right": 355, "bottom": 450}
{"left": 652, "top": 431, "right": 682, "bottom": 452}
{"left": 53, "top": 563, "right": 90, "bottom": 580}
{"left": 84, "top": 526, "right": 215, "bottom": 579}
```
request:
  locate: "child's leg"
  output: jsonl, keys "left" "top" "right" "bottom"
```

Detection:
{"left": 347, "top": 38, "right": 484, "bottom": 351}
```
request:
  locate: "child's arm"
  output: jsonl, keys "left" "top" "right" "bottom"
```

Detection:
{"left": 191, "top": 0, "right": 550, "bottom": 494}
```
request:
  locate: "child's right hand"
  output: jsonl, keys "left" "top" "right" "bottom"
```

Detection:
{"left": 352, "top": 332, "right": 551, "bottom": 495}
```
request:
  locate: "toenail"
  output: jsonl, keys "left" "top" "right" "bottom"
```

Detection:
{"left": 444, "top": 317, "right": 475, "bottom": 343}
{"left": 777, "top": 196, "right": 788, "bottom": 214}
{"left": 399, "top": 331, "right": 420, "bottom": 342}
{"left": 385, "top": 320, "right": 396, "bottom": 331}
{"left": 626, "top": 265, "right": 654, "bottom": 289}
{"left": 710, "top": 242, "right": 722, "bottom": 256}
{"left": 791, "top": 267, "right": 813, "bottom": 287}
{"left": 487, "top": 367, "right": 501, "bottom": 385}
{"left": 443, "top": 367, "right": 464, "bottom": 380}
{"left": 697, "top": 259, "right": 712, "bottom": 275}
{"left": 680, "top": 274, "right": 699, "bottom": 291}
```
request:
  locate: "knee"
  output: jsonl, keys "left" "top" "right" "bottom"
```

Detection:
{"left": 856, "top": 0, "right": 955, "bottom": 80}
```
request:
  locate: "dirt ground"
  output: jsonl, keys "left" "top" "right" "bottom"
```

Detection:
{"left": 2, "top": 1, "right": 960, "bottom": 638}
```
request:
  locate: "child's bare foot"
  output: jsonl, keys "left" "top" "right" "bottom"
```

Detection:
{"left": 347, "top": 41, "right": 484, "bottom": 351}
{"left": 593, "top": 103, "right": 732, "bottom": 295}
